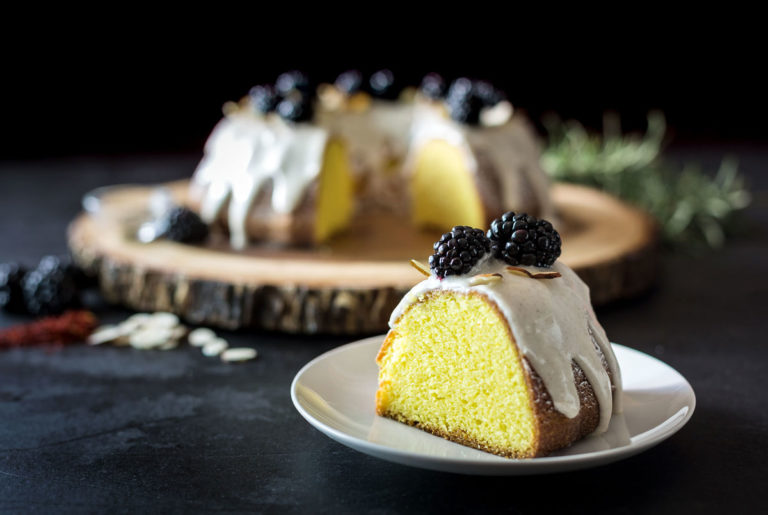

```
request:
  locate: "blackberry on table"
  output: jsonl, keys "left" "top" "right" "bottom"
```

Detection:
{"left": 156, "top": 206, "right": 209, "bottom": 243}
{"left": 0, "top": 262, "right": 28, "bottom": 313}
{"left": 429, "top": 226, "right": 491, "bottom": 278}
{"left": 487, "top": 212, "right": 561, "bottom": 268}
{"left": 22, "top": 256, "right": 80, "bottom": 316}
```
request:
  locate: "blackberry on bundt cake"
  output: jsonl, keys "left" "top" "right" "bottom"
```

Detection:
{"left": 189, "top": 71, "right": 554, "bottom": 248}
{"left": 375, "top": 214, "right": 622, "bottom": 458}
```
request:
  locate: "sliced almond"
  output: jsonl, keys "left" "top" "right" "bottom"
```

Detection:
{"left": 317, "top": 83, "right": 345, "bottom": 111}
{"left": 505, "top": 266, "right": 562, "bottom": 279}
{"left": 149, "top": 312, "right": 180, "bottom": 328}
{"left": 188, "top": 328, "right": 217, "bottom": 347}
{"left": 469, "top": 273, "right": 503, "bottom": 286}
{"left": 221, "top": 348, "right": 258, "bottom": 363}
{"left": 202, "top": 338, "right": 229, "bottom": 357}
{"left": 409, "top": 259, "right": 431, "bottom": 277}
{"left": 87, "top": 325, "right": 122, "bottom": 345}
{"left": 129, "top": 327, "right": 173, "bottom": 350}
{"left": 126, "top": 313, "right": 152, "bottom": 325}
{"left": 119, "top": 314, "right": 151, "bottom": 333}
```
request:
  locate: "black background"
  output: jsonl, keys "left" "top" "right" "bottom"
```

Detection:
{"left": 2, "top": 27, "right": 766, "bottom": 161}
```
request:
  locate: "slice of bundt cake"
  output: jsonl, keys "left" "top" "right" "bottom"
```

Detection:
{"left": 375, "top": 217, "right": 622, "bottom": 458}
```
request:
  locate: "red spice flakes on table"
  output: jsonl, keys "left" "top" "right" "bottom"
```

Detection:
{"left": 0, "top": 310, "right": 98, "bottom": 349}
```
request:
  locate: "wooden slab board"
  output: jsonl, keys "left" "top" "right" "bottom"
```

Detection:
{"left": 68, "top": 181, "right": 658, "bottom": 334}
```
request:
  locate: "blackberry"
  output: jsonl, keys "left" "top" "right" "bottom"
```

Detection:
{"left": 275, "top": 70, "right": 311, "bottom": 95}
{"left": 367, "top": 69, "right": 401, "bottom": 100}
{"left": 428, "top": 226, "right": 491, "bottom": 278}
{"left": 444, "top": 78, "right": 508, "bottom": 126}
{"left": 445, "top": 77, "right": 473, "bottom": 103}
{"left": 22, "top": 256, "right": 80, "bottom": 316}
{"left": 276, "top": 93, "right": 314, "bottom": 123}
{"left": 0, "top": 262, "right": 28, "bottom": 313}
{"left": 487, "top": 212, "right": 561, "bottom": 267}
{"left": 156, "top": 206, "right": 209, "bottom": 243}
{"left": 335, "top": 70, "right": 363, "bottom": 95}
{"left": 445, "top": 77, "right": 483, "bottom": 125}
{"left": 447, "top": 94, "right": 484, "bottom": 125}
{"left": 249, "top": 84, "right": 279, "bottom": 114}
{"left": 420, "top": 73, "right": 447, "bottom": 100}
{"left": 473, "top": 80, "right": 506, "bottom": 107}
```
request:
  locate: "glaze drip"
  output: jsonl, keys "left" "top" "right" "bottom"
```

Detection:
{"left": 193, "top": 112, "right": 328, "bottom": 249}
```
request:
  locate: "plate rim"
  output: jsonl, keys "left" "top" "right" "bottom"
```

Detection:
{"left": 291, "top": 335, "right": 696, "bottom": 475}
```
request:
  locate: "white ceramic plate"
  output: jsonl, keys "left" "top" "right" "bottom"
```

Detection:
{"left": 291, "top": 336, "right": 695, "bottom": 475}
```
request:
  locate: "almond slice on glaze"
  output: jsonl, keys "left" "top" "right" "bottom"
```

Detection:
{"left": 505, "top": 266, "right": 562, "bottom": 279}
{"left": 469, "top": 273, "right": 503, "bottom": 286}
{"left": 409, "top": 259, "right": 431, "bottom": 277}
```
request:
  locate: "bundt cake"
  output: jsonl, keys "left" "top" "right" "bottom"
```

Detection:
{"left": 189, "top": 70, "right": 554, "bottom": 249}
{"left": 375, "top": 216, "right": 622, "bottom": 458}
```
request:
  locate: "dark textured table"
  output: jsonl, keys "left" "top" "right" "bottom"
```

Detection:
{"left": 1, "top": 146, "right": 766, "bottom": 513}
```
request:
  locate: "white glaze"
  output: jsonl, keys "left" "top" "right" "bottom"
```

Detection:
{"left": 388, "top": 260, "right": 623, "bottom": 433}
{"left": 192, "top": 111, "right": 328, "bottom": 249}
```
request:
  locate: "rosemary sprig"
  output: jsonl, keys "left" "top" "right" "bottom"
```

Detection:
{"left": 541, "top": 112, "right": 751, "bottom": 248}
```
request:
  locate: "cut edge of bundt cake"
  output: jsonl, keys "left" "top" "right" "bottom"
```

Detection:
{"left": 375, "top": 289, "right": 604, "bottom": 459}
{"left": 313, "top": 138, "right": 355, "bottom": 243}
{"left": 409, "top": 139, "right": 487, "bottom": 231}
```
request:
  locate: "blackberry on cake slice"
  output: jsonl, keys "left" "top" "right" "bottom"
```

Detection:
{"left": 487, "top": 211, "right": 562, "bottom": 267}
{"left": 428, "top": 226, "right": 491, "bottom": 278}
